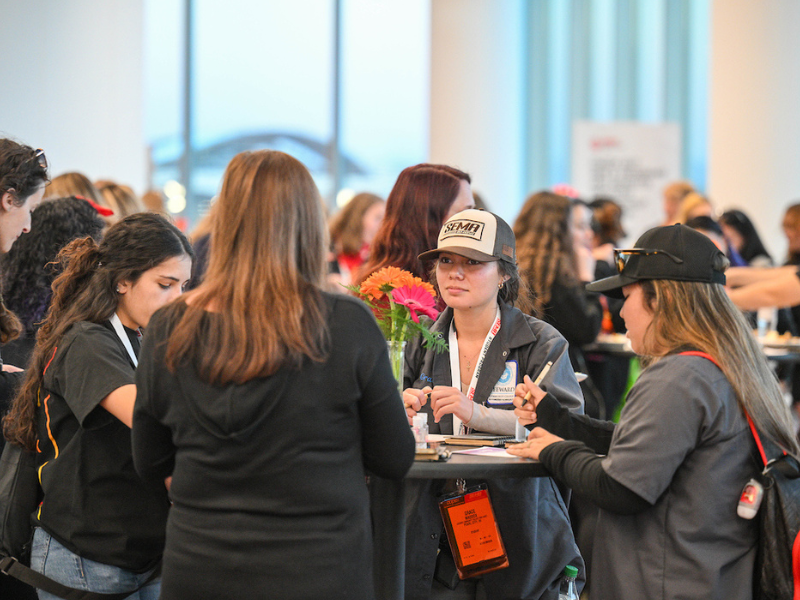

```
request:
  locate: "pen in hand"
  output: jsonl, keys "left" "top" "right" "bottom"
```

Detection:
{"left": 522, "top": 361, "right": 553, "bottom": 408}
{"left": 515, "top": 361, "right": 553, "bottom": 442}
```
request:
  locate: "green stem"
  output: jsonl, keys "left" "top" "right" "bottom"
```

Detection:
{"left": 388, "top": 297, "right": 398, "bottom": 342}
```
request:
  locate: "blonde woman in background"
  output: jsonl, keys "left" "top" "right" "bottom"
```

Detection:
{"left": 676, "top": 191, "right": 713, "bottom": 224}
{"left": 96, "top": 181, "right": 146, "bottom": 223}
{"left": 45, "top": 172, "right": 104, "bottom": 205}
{"left": 328, "top": 192, "right": 385, "bottom": 286}
{"left": 661, "top": 180, "right": 694, "bottom": 226}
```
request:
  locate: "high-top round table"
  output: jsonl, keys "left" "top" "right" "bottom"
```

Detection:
{"left": 370, "top": 448, "right": 549, "bottom": 600}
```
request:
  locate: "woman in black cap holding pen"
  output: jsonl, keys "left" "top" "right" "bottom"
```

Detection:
{"left": 508, "top": 224, "right": 800, "bottom": 600}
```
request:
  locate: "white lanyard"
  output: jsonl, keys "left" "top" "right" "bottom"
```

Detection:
{"left": 109, "top": 313, "right": 138, "bottom": 367}
{"left": 448, "top": 305, "right": 501, "bottom": 435}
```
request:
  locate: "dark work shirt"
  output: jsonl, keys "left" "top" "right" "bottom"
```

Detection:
{"left": 35, "top": 320, "right": 168, "bottom": 572}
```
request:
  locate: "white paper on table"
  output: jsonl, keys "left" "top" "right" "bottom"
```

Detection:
{"left": 451, "top": 447, "right": 517, "bottom": 459}
{"left": 427, "top": 434, "right": 447, "bottom": 443}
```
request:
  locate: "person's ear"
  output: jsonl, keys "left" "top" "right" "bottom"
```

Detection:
{"left": 1, "top": 190, "right": 16, "bottom": 211}
{"left": 116, "top": 280, "right": 130, "bottom": 295}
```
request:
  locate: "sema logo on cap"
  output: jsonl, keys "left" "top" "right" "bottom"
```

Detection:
{"left": 441, "top": 219, "right": 485, "bottom": 242}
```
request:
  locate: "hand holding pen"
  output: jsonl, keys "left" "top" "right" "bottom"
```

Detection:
{"left": 403, "top": 386, "right": 432, "bottom": 424}
{"left": 513, "top": 361, "right": 552, "bottom": 426}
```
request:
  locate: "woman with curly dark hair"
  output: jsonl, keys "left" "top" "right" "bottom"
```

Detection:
{"left": 513, "top": 192, "right": 603, "bottom": 390}
{"left": 1, "top": 196, "right": 105, "bottom": 367}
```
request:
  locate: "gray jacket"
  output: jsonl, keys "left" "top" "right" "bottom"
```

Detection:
{"left": 402, "top": 302, "right": 585, "bottom": 600}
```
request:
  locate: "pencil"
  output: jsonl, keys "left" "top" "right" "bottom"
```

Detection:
{"left": 523, "top": 361, "right": 553, "bottom": 406}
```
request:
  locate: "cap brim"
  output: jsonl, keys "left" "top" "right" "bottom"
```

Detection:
{"left": 418, "top": 246, "right": 499, "bottom": 263}
{"left": 585, "top": 273, "right": 639, "bottom": 299}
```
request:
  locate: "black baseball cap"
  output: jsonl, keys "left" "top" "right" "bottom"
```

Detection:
{"left": 587, "top": 224, "right": 727, "bottom": 299}
{"left": 418, "top": 209, "right": 516, "bottom": 266}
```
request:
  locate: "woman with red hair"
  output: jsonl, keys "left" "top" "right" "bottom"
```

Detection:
{"left": 355, "top": 163, "right": 473, "bottom": 285}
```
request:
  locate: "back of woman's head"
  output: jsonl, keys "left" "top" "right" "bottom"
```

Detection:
{"left": 589, "top": 197, "right": 625, "bottom": 244}
{"left": 677, "top": 192, "right": 713, "bottom": 223}
{"left": 0, "top": 139, "right": 49, "bottom": 205}
{"left": 167, "top": 150, "right": 329, "bottom": 385}
{"left": 640, "top": 273, "right": 800, "bottom": 457}
{"left": 513, "top": 191, "right": 577, "bottom": 315}
{"left": 329, "top": 192, "right": 383, "bottom": 255}
{"left": 97, "top": 182, "right": 146, "bottom": 222}
{"left": 45, "top": 172, "right": 103, "bottom": 205}
{"left": 358, "top": 164, "right": 471, "bottom": 282}
{"left": 4, "top": 211, "right": 192, "bottom": 450}
{"left": 1, "top": 196, "right": 105, "bottom": 333}
{"left": 206, "top": 150, "right": 326, "bottom": 291}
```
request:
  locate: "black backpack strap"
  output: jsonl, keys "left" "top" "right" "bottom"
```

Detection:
{"left": 0, "top": 556, "right": 160, "bottom": 600}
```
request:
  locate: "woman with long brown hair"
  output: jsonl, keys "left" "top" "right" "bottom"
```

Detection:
{"left": 131, "top": 150, "right": 414, "bottom": 600}
{"left": 3, "top": 212, "right": 193, "bottom": 599}
{"left": 513, "top": 191, "right": 603, "bottom": 413}
{"left": 509, "top": 224, "right": 800, "bottom": 599}
{"left": 355, "top": 163, "right": 473, "bottom": 284}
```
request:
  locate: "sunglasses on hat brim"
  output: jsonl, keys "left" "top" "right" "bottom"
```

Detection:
{"left": 614, "top": 248, "right": 684, "bottom": 274}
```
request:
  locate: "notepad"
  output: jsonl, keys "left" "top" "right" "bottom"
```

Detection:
{"left": 444, "top": 434, "right": 516, "bottom": 447}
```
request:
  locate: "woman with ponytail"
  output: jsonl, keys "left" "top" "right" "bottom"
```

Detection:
{"left": 508, "top": 224, "right": 800, "bottom": 600}
{"left": 3, "top": 212, "right": 193, "bottom": 599}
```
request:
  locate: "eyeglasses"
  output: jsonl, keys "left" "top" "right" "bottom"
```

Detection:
{"left": 31, "top": 149, "right": 47, "bottom": 170}
{"left": 614, "top": 248, "right": 684, "bottom": 273}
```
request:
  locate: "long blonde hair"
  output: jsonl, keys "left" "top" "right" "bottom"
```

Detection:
{"left": 165, "top": 150, "right": 329, "bottom": 385}
{"left": 639, "top": 274, "right": 800, "bottom": 457}
{"left": 513, "top": 191, "right": 578, "bottom": 317}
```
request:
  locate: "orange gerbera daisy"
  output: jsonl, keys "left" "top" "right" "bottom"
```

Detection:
{"left": 360, "top": 266, "right": 417, "bottom": 301}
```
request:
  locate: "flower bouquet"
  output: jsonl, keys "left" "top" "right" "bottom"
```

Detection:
{"left": 352, "top": 267, "right": 448, "bottom": 391}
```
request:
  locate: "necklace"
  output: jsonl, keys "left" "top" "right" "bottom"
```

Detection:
{"left": 462, "top": 348, "right": 481, "bottom": 372}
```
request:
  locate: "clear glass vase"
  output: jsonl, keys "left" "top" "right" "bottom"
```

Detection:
{"left": 386, "top": 340, "right": 406, "bottom": 396}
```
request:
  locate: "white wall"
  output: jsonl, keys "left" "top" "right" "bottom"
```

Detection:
{"left": 708, "top": 0, "right": 800, "bottom": 262}
{"left": 429, "top": 0, "right": 526, "bottom": 224}
{"left": 0, "top": 0, "right": 147, "bottom": 192}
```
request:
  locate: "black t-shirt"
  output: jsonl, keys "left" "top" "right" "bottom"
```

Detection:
{"left": 34, "top": 320, "right": 169, "bottom": 572}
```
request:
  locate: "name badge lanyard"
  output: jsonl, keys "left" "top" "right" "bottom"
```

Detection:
{"left": 109, "top": 313, "right": 138, "bottom": 368}
{"left": 448, "top": 306, "right": 501, "bottom": 435}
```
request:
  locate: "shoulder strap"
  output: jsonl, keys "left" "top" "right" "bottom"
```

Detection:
{"left": 677, "top": 350, "right": 721, "bottom": 369}
{"left": 0, "top": 556, "right": 159, "bottom": 600}
{"left": 678, "top": 350, "right": 773, "bottom": 468}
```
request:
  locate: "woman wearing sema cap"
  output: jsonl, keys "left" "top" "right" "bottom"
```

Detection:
{"left": 402, "top": 208, "right": 584, "bottom": 600}
{"left": 508, "top": 224, "right": 800, "bottom": 600}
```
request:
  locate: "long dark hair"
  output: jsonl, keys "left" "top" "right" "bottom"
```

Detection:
{"left": 1, "top": 196, "right": 105, "bottom": 335}
{"left": 356, "top": 164, "right": 470, "bottom": 283}
{"left": 3, "top": 212, "right": 193, "bottom": 450}
{"left": 719, "top": 210, "right": 772, "bottom": 264}
{"left": 165, "top": 150, "right": 329, "bottom": 386}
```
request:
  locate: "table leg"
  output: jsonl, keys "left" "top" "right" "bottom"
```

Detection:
{"left": 371, "top": 475, "right": 406, "bottom": 600}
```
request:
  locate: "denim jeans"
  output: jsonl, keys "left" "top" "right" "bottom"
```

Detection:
{"left": 30, "top": 528, "right": 160, "bottom": 600}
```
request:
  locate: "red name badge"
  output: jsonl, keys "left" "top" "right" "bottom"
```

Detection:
{"left": 438, "top": 484, "right": 509, "bottom": 579}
